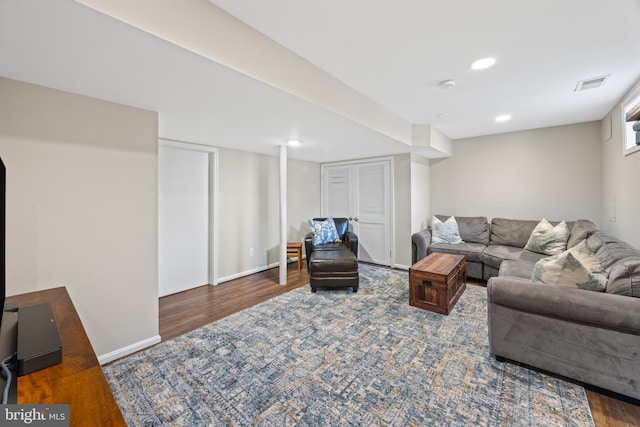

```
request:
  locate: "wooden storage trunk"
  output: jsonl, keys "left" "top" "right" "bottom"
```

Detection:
{"left": 409, "top": 253, "right": 466, "bottom": 315}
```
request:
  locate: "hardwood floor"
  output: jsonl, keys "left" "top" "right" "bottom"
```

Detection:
{"left": 159, "top": 262, "right": 310, "bottom": 341}
{"left": 587, "top": 389, "right": 640, "bottom": 427}
{"left": 159, "top": 263, "right": 640, "bottom": 427}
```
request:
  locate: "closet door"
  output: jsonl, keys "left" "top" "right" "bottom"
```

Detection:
{"left": 323, "top": 165, "right": 351, "bottom": 218}
{"left": 159, "top": 141, "right": 219, "bottom": 294}
{"left": 355, "top": 161, "right": 391, "bottom": 265}
{"left": 159, "top": 145, "right": 209, "bottom": 296}
{"left": 321, "top": 159, "right": 392, "bottom": 266}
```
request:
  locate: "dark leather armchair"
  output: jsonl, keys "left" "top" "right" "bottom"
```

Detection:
{"left": 304, "top": 217, "right": 358, "bottom": 270}
{"left": 304, "top": 217, "right": 359, "bottom": 292}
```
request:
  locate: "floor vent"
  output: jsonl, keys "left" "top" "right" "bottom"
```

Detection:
{"left": 575, "top": 75, "right": 610, "bottom": 92}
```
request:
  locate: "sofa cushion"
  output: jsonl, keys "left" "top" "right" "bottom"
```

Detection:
{"left": 435, "top": 215, "right": 489, "bottom": 244}
{"left": 431, "top": 216, "right": 463, "bottom": 244}
{"left": 588, "top": 232, "right": 640, "bottom": 270}
{"left": 531, "top": 240, "right": 607, "bottom": 292}
{"left": 309, "top": 250, "right": 358, "bottom": 273}
{"left": 587, "top": 232, "right": 633, "bottom": 253}
{"left": 498, "top": 259, "right": 538, "bottom": 280}
{"left": 567, "top": 219, "right": 599, "bottom": 249}
{"left": 490, "top": 218, "right": 542, "bottom": 248}
{"left": 307, "top": 217, "right": 341, "bottom": 246}
{"left": 483, "top": 245, "right": 527, "bottom": 269}
{"left": 428, "top": 242, "right": 486, "bottom": 263}
{"left": 524, "top": 219, "right": 569, "bottom": 255}
{"left": 490, "top": 218, "right": 573, "bottom": 249}
{"left": 606, "top": 257, "right": 640, "bottom": 297}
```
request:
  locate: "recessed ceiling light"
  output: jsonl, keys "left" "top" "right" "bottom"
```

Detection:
{"left": 471, "top": 57, "right": 496, "bottom": 70}
{"left": 495, "top": 115, "right": 511, "bottom": 122}
{"left": 286, "top": 139, "right": 301, "bottom": 146}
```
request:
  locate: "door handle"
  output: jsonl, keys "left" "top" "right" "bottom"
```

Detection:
{"left": 348, "top": 216, "right": 353, "bottom": 221}
{"left": 354, "top": 217, "right": 359, "bottom": 222}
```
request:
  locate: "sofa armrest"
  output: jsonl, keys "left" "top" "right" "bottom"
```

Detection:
{"left": 487, "top": 277, "right": 640, "bottom": 334}
{"left": 411, "top": 229, "right": 431, "bottom": 264}
{"left": 304, "top": 232, "right": 314, "bottom": 270}
{"left": 344, "top": 231, "right": 359, "bottom": 257}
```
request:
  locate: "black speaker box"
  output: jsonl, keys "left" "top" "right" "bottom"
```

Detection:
{"left": 17, "top": 303, "right": 62, "bottom": 376}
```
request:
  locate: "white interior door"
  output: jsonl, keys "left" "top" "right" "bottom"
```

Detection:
{"left": 323, "top": 165, "right": 351, "bottom": 217}
{"left": 322, "top": 158, "right": 392, "bottom": 266}
{"left": 158, "top": 141, "right": 219, "bottom": 296}
{"left": 355, "top": 162, "right": 391, "bottom": 265}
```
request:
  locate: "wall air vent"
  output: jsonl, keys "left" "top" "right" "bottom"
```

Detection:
{"left": 575, "top": 75, "right": 610, "bottom": 92}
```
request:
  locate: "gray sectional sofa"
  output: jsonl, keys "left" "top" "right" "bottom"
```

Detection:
{"left": 412, "top": 215, "right": 590, "bottom": 281}
{"left": 412, "top": 216, "right": 640, "bottom": 399}
{"left": 412, "top": 215, "right": 491, "bottom": 280}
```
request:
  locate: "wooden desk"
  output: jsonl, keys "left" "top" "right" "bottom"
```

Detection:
{"left": 7, "top": 287, "right": 126, "bottom": 427}
{"left": 286, "top": 242, "right": 303, "bottom": 271}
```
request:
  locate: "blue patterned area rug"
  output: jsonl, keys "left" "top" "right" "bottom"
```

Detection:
{"left": 104, "top": 264, "right": 594, "bottom": 426}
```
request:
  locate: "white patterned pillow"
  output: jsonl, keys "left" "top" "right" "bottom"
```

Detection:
{"left": 524, "top": 218, "right": 569, "bottom": 255}
{"left": 431, "top": 216, "right": 463, "bottom": 244}
{"left": 531, "top": 239, "right": 607, "bottom": 291}
{"left": 307, "top": 217, "right": 342, "bottom": 246}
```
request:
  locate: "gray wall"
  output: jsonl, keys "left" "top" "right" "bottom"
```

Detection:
{"left": 601, "top": 78, "right": 640, "bottom": 249}
{"left": 430, "top": 122, "right": 603, "bottom": 225}
{"left": 393, "top": 154, "right": 412, "bottom": 268}
{"left": 410, "top": 154, "right": 431, "bottom": 234}
{"left": 217, "top": 148, "right": 320, "bottom": 280}
{"left": 0, "top": 77, "right": 159, "bottom": 359}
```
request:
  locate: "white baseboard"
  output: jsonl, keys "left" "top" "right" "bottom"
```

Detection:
{"left": 217, "top": 258, "right": 305, "bottom": 284}
{"left": 98, "top": 335, "right": 161, "bottom": 365}
{"left": 394, "top": 264, "right": 411, "bottom": 270}
{"left": 217, "top": 262, "right": 279, "bottom": 283}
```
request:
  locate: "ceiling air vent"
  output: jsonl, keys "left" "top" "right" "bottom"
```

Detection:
{"left": 575, "top": 75, "right": 610, "bottom": 92}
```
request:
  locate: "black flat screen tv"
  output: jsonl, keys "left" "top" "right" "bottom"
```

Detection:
{"left": 0, "top": 156, "right": 16, "bottom": 404}
{"left": 0, "top": 156, "right": 5, "bottom": 331}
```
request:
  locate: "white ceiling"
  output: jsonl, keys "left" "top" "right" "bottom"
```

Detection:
{"left": 209, "top": 0, "right": 640, "bottom": 139}
{"left": 1, "top": 0, "right": 639, "bottom": 163}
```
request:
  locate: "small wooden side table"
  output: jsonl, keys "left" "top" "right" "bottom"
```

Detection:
{"left": 286, "top": 242, "right": 303, "bottom": 271}
{"left": 409, "top": 253, "right": 466, "bottom": 315}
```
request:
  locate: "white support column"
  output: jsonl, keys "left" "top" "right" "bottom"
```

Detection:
{"left": 279, "top": 144, "right": 287, "bottom": 285}
{"left": 208, "top": 150, "right": 219, "bottom": 286}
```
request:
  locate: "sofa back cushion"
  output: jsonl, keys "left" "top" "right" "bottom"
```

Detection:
{"left": 588, "top": 232, "right": 640, "bottom": 270}
{"left": 490, "top": 218, "right": 573, "bottom": 248}
{"left": 606, "top": 258, "right": 640, "bottom": 297}
{"left": 490, "top": 218, "right": 541, "bottom": 248}
{"left": 587, "top": 232, "right": 640, "bottom": 297}
{"left": 567, "top": 219, "right": 599, "bottom": 249}
{"left": 436, "top": 215, "right": 489, "bottom": 244}
{"left": 331, "top": 217, "right": 350, "bottom": 239}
